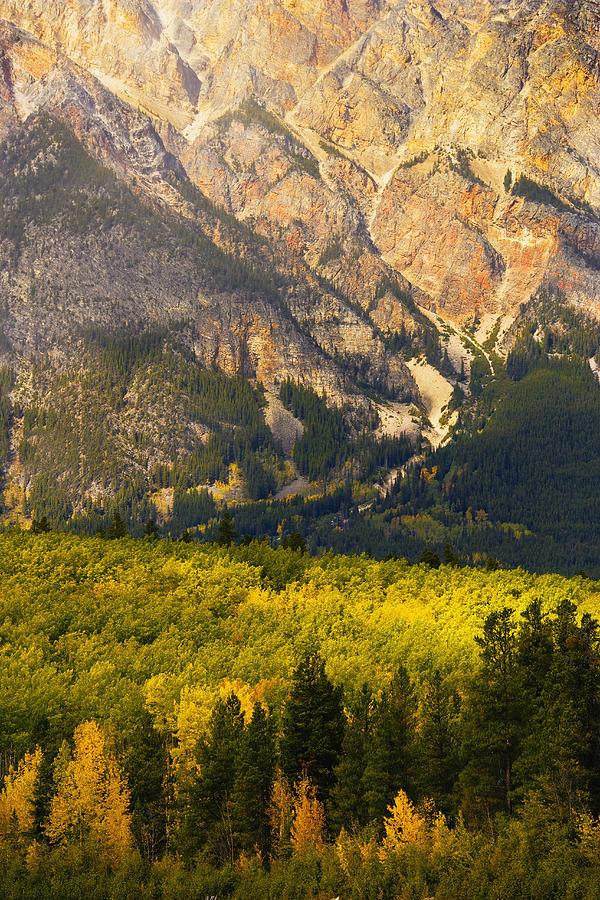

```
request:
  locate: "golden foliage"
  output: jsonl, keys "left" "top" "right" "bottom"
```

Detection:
{"left": 290, "top": 776, "right": 325, "bottom": 855}
{"left": 0, "top": 747, "right": 42, "bottom": 841}
{"left": 269, "top": 771, "right": 294, "bottom": 857}
{"left": 380, "top": 790, "right": 429, "bottom": 858}
{"left": 575, "top": 812, "right": 600, "bottom": 862}
{"left": 47, "top": 720, "right": 133, "bottom": 865}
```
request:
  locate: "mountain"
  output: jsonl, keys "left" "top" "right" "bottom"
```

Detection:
{"left": 0, "top": 0, "right": 599, "bottom": 559}
{"left": 3, "top": 0, "right": 599, "bottom": 328}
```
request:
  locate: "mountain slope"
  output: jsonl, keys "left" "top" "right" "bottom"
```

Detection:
{"left": 2, "top": 0, "right": 599, "bottom": 335}
{"left": 0, "top": 1, "right": 599, "bottom": 553}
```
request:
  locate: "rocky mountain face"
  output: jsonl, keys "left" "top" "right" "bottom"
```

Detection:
{"left": 0, "top": 0, "right": 599, "bottom": 522}
{"left": 0, "top": 19, "right": 420, "bottom": 397}
{"left": 1, "top": 0, "right": 598, "bottom": 337}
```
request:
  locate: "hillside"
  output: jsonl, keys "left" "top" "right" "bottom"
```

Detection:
{"left": 0, "top": 1, "right": 598, "bottom": 550}
{"left": 0, "top": 532, "right": 599, "bottom": 896}
{"left": 0, "top": 111, "right": 425, "bottom": 525}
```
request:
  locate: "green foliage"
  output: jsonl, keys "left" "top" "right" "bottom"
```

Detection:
{"left": 435, "top": 357, "right": 600, "bottom": 554}
{"left": 218, "top": 511, "right": 238, "bottom": 546}
{"left": 506, "top": 331, "right": 543, "bottom": 380}
{"left": 0, "top": 533, "right": 599, "bottom": 894}
{"left": 280, "top": 653, "right": 345, "bottom": 805}
{"left": 279, "top": 379, "right": 412, "bottom": 483}
{"left": 512, "top": 174, "right": 570, "bottom": 212}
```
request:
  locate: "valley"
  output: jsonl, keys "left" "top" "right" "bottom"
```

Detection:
{"left": 0, "top": 2, "right": 600, "bottom": 897}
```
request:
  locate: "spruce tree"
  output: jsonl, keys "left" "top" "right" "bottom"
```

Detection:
{"left": 182, "top": 693, "right": 244, "bottom": 863}
{"left": 460, "top": 608, "right": 521, "bottom": 819}
{"left": 362, "top": 666, "right": 416, "bottom": 824}
{"left": 330, "top": 684, "right": 373, "bottom": 831}
{"left": 416, "top": 672, "right": 460, "bottom": 814}
{"left": 106, "top": 512, "right": 127, "bottom": 539}
{"left": 218, "top": 511, "right": 237, "bottom": 546}
{"left": 280, "top": 653, "right": 344, "bottom": 805}
{"left": 232, "top": 702, "right": 276, "bottom": 862}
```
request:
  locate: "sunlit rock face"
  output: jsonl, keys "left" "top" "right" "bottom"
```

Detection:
{"left": 0, "top": 0, "right": 599, "bottom": 327}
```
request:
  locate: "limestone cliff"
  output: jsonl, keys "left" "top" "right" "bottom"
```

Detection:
{"left": 1, "top": 0, "right": 600, "bottom": 346}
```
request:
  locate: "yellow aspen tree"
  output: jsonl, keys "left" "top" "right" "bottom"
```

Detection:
{"left": 269, "top": 771, "right": 294, "bottom": 858}
{"left": 0, "top": 747, "right": 42, "bottom": 841}
{"left": 290, "top": 776, "right": 325, "bottom": 855}
{"left": 47, "top": 720, "right": 133, "bottom": 865}
{"left": 576, "top": 812, "right": 600, "bottom": 862}
{"left": 380, "top": 790, "right": 429, "bottom": 859}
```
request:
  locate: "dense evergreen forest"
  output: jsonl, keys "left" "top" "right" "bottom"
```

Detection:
{"left": 13, "top": 331, "right": 600, "bottom": 576}
{"left": 318, "top": 298, "right": 600, "bottom": 576}
{"left": 279, "top": 379, "right": 413, "bottom": 483}
{"left": 1, "top": 532, "right": 600, "bottom": 897}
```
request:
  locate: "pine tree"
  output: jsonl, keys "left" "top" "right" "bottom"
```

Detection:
{"left": 330, "top": 684, "right": 373, "bottom": 831}
{"left": 416, "top": 672, "right": 460, "bottom": 813}
{"left": 363, "top": 666, "right": 416, "bottom": 825}
{"left": 183, "top": 693, "right": 245, "bottom": 864}
{"left": 232, "top": 702, "right": 276, "bottom": 862}
{"left": 534, "top": 602, "right": 600, "bottom": 818}
{"left": 144, "top": 518, "right": 159, "bottom": 540}
{"left": 106, "top": 512, "right": 127, "bottom": 539}
{"left": 121, "top": 707, "right": 168, "bottom": 862}
{"left": 460, "top": 608, "right": 521, "bottom": 819}
{"left": 30, "top": 516, "right": 51, "bottom": 534}
{"left": 280, "top": 653, "right": 344, "bottom": 806}
{"left": 218, "top": 511, "right": 237, "bottom": 546}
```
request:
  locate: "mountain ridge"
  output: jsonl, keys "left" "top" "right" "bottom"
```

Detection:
{"left": 0, "top": 0, "right": 599, "bottom": 556}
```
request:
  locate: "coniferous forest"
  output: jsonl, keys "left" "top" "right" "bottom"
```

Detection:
{"left": 1, "top": 532, "right": 600, "bottom": 898}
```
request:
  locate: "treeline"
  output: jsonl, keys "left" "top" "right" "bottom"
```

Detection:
{"left": 18, "top": 340, "right": 284, "bottom": 531}
{"left": 0, "top": 367, "right": 13, "bottom": 505}
{"left": 1, "top": 534, "right": 600, "bottom": 896}
{"left": 279, "top": 379, "right": 412, "bottom": 482}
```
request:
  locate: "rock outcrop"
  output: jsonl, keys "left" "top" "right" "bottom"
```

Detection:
{"left": 1, "top": 0, "right": 600, "bottom": 338}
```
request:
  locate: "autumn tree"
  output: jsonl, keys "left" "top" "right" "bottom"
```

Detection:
{"left": 290, "top": 776, "right": 325, "bottom": 855}
{"left": 269, "top": 772, "right": 294, "bottom": 860}
{"left": 380, "top": 790, "right": 428, "bottom": 858}
{"left": 0, "top": 748, "right": 42, "bottom": 842}
{"left": 47, "top": 720, "right": 133, "bottom": 865}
